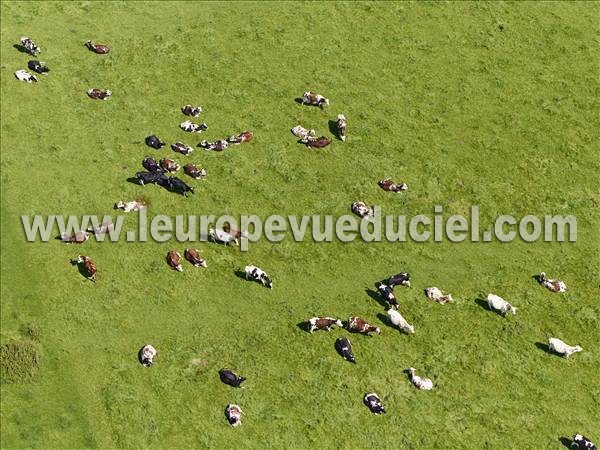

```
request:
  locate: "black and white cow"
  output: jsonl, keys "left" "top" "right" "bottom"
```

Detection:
{"left": 224, "top": 404, "right": 244, "bottom": 427}
{"left": 244, "top": 265, "right": 273, "bottom": 288}
{"left": 139, "top": 344, "right": 156, "bottom": 367}
{"left": 14, "top": 69, "right": 37, "bottom": 83}
{"left": 27, "top": 60, "right": 49, "bottom": 74}
{"left": 335, "top": 337, "right": 355, "bottom": 363}
{"left": 387, "top": 272, "right": 411, "bottom": 288}
{"left": 182, "top": 105, "right": 203, "bottom": 117}
{"left": 363, "top": 393, "right": 385, "bottom": 415}
{"left": 180, "top": 121, "right": 208, "bottom": 133}
{"left": 302, "top": 91, "right": 329, "bottom": 108}
{"left": 20, "top": 37, "right": 40, "bottom": 55}
{"left": 571, "top": 434, "right": 597, "bottom": 450}
{"left": 219, "top": 369, "right": 246, "bottom": 388}
{"left": 377, "top": 283, "right": 399, "bottom": 309}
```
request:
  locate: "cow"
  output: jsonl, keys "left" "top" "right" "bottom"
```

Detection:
{"left": 486, "top": 294, "right": 517, "bottom": 316}
{"left": 27, "top": 60, "right": 49, "bottom": 74}
{"left": 145, "top": 135, "right": 165, "bottom": 149}
{"left": 227, "top": 131, "right": 253, "bottom": 145}
{"left": 304, "top": 136, "right": 331, "bottom": 149}
{"left": 209, "top": 227, "right": 238, "bottom": 246}
{"left": 336, "top": 114, "right": 347, "bottom": 141}
{"left": 363, "top": 393, "right": 385, "bottom": 415}
{"left": 387, "top": 309, "right": 415, "bottom": 334}
{"left": 139, "top": 344, "right": 156, "bottom": 367}
{"left": 302, "top": 91, "right": 329, "bottom": 108}
{"left": 406, "top": 367, "right": 433, "bottom": 390}
{"left": 347, "top": 316, "right": 381, "bottom": 336}
{"left": 219, "top": 369, "right": 246, "bottom": 388}
{"left": 135, "top": 170, "right": 167, "bottom": 185}
{"left": 377, "top": 283, "right": 399, "bottom": 310}
{"left": 335, "top": 337, "right": 355, "bottom": 363}
{"left": 115, "top": 200, "right": 146, "bottom": 212}
{"left": 425, "top": 287, "right": 453, "bottom": 304}
{"left": 184, "top": 163, "right": 206, "bottom": 179}
{"left": 20, "top": 37, "right": 40, "bottom": 55}
{"left": 571, "top": 434, "right": 597, "bottom": 450}
{"left": 180, "top": 121, "right": 208, "bottom": 133}
{"left": 88, "top": 221, "right": 114, "bottom": 235}
{"left": 60, "top": 230, "right": 90, "bottom": 244}
{"left": 378, "top": 178, "right": 408, "bottom": 192}
{"left": 75, "top": 255, "right": 97, "bottom": 282}
{"left": 184, "top": 248, "right": 207, "bottom": 267}
{"left": 548, "top": 337, "right": 582, "bottom": 358}
{"left": 351, "top": 201, "right": 373, "bottom": 220}
{"left": 171, "top": 142, "right": 193, "bottom": 155}
{"left": 224, "top": 404, "right": 244, "bottom": 427}
{"left": 291, "top": 125, "right": 316, "bottom": 141}
{"left": 166, "top": 177, "right": 194, "bottom": 196}
{"left": 160, "top": 158, "right": 180, "bottom": 172}
{"left": 142, "top": 156, "right": 161, "bottom": 172}
{"left": 14, "top": 69, "right": 37, "bottom": 83}
{"left": 87, "top": 88, "right": 111, "bottom": 100}
{"left": 167, "top": 251, "right": 183, "bottom": 272}
{"left": 182, "top": 105, "right": 203, "bottom": 117}
{"left": 85, "top": 40, "right": 110, "bottom": 54}
{"left": 223, "top": 224, "right": 248, "bottom": 241}
{"left": 244, "top": 265, "right": 273, "bottom": 289}
{"left": 538, "top": 272, "right": 567, "bottom": 293}
{"left": 387, "top": 272, "right": 411, "bottom": 288}
{"left": 308, "top": 317, "right": 343, "bottom": 333}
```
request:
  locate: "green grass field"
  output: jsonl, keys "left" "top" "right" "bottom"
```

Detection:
{"left": 1, "top": 1, "right": 599, "bottom": 448}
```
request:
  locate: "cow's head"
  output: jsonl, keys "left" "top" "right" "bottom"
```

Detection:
{"left": 263, "top": 276, "right": 273, "bottom": 289}
{"left": 509, "top": 306, "right": 517, "bottom": 315}
{"left": 405, "top": 325, "right": 415, "bottom": 334}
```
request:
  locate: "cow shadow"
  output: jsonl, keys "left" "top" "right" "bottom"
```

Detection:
{"left": 534, "top": 342, "right": 558, "bottom": 357}
{"left": 475, "top": 298, "right": 490, "bottom": 311}
{"left": 234, "top": 270, "right": 247, "bottom": 281}
{"left": 532, "top": 274, "right": 543, "bottom": 284}
{"left": 558, "top": 437, "right": 572, "bottom": 449}
{"left": 137, "top": 347, "right": 145, "bottom": 365}
{"left": 328, "top": 120, "right": 341, "bottom": 140}
{"left": 365, "top": 288, "right": 387, "bottom": 309}
{"left": 294, "top": 97, "right": 304, "bottom": 105}
{"left": 376, "top": 313, "right": 395, "bottom": 331}
{"left": 296, "top": 321, "right": 310, "bottom": 333}
{"left": 13, "top": 44, "right": 31, "bottom": 54}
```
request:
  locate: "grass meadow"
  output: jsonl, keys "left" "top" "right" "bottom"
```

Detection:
{"left": 1, "top": 1, "right": 599, "bottom": 448}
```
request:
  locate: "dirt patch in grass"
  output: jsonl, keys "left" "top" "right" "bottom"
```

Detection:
{"left": 0, "top": 340, "right": 42, "bottom": 384}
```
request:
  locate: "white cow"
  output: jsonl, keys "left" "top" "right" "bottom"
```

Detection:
{"left": 387, "top": 309, "right": 414, "bottom": 334}
{"left": 140, "top": 344, "right": 157, "bottom": 367}
{"left": 336, "top": 114, "right": 347, "bottom": 141}
{"left": 425, "top": 287, "right": 453, "bottom": 304}
{"left": 291, "top": 125, "right": 316, "bottom": 141}
{"left": 302, "top": 91, "right": 329, "bottom": 108}
{"left": 548, "top": 337, "right": 582, "bottom": 358}
{"left": 115, "top": 200, "right": 146, "bottom": 212}
{"left": 15, "top": 69, "right": 37, "bottom": 83}
{"left": 406, "top": 367, "right": 433, "bottom": 390}
{"left": 486, "top": 293, "right": 517, "bottom": 316}
{"left": 245, "top": 265, "right": 273, "bottom": 289}
{"left": 539, "top": 272, "right": 567, "bottom": 293}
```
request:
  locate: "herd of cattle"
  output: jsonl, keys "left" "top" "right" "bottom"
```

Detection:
{"left": 13, "top": 36, "right": 596, "bottom": 448}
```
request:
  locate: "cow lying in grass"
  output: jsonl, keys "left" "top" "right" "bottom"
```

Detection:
{"left": 184, "top": 248, "right": 207, "bottom": 267}
{"left": 115, "top": 199, "right": 147, "bottom": 212}
{"left": 219, "top": 369, "right": 245, "bottom": 388}
{"left": 167, "top": 251, "right": 183, "bottom": 272}
{"left": 182, "top": 104, "right": 203, "bottom": 117}
{"left": 146, "top": 135, "right": 166, "bottom": 149}
{"left": 302, "top": 91, "right": 329, "bottom": 108}
{"left": 347, "top": 316, "right": 380, "bottom": 335}
{"left": 20, "top": 36, "right": 40, "bottom": 55}
{"left": 335, "top": 337, "right": 355, "bottom": 363}
{"left": 538, "top": 272, "right": 567, "bottom": 293}
{"left": 140, "top": 344, "right": 156, "bottom": 367}
{"left": 75, "top": 255, "right": 97, "bottom": 282}
{"left": 225, "top": 404, "right": 244, "bottom": 427}
{"left": 15, "top": 69, "right": 37, "bottom": 83}
{"left": 180, "top": 121, "right": 208, "bottom": 133}
{"left": 486, "top": 294, "right": 517, "bottom": 316}
{"left": 363, "top": 393, "right": 385, "bottom": 415}
{"left": 85, "top": 40, "right": 110, "bottom": 54}
{"left": 377, "top": 283, "right": 399, "bottom": 309}
{"left": 351, "top": 201, "right": 373, "bottom": 220}
{"left": 406, "top": 367, "right": 433, "bottom": 390}
{"left": 378, "top": 178, "right": 407, "bottom": 192}
{"left": 28, "top": 60, "right": 49, "bottom": 74}
{"left": 87, "top": 88, "right": 111, "bottom": 100}
{"left": 227, "top": 131, "right": 253, "bottom": 145}
{"left": 291, "top": 125, "right": 316, "bottom": 141}
{"left": 244, "top": 265, "right": 273, "bottom": 289}
{"left": 336, "top": 114, "right": 347, "bottom": 141}
{"left": 425, "top": 287, "right": 453, "bottom": 304}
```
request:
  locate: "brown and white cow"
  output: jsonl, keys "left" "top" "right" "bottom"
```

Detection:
{"left": 76, "top": 255, "right": 97, "bottom": 282}
{"left": 181, "top": 105, "right": 203, "bottom": 117}
{"left": 302, "top": 92, "right": 329, "bottom": 108}
{"left": 378, "top": 178, "right": 408, "bottom": 192}
{"left": 85, "top": 40, "right": 110, "bottom": 54}
{"left": 61, "top": 230, "right": 90, "bottom": 244}
{"left": 336, "top": 114, "right": 347, "bottom": 142}
{"left": 167, "top": 251, "right": 183, "bottom": 272}
{"left": 171, "top": 142, "right": 194, "bottom": 156}
{"left": 305, "top": 136, "right": 331, "bottom": 149}
{"left": 347, "top": 316, "right": 381, "bottom": 335}
{"left": 184, "top": 163, "right": 206, "bottom": 180}
{"left": 184, "top": 248, "right": 207, "bottom": 267}
{"left": 308, "top": 317, "right": 343, "bottom": 333}
{"left": 228, "top": 131, "right": 253, "bottom": 145}
{"left": 160, "top": 158, "right": 180, "bottom": 172}
{"left": 87, "top": 88, "right": 111, "bottom": 100}
{"left": 538, "top": 272, "right": 567, "bottom": 293}
{"left": 424, "top": 287, "right": 453, "bottom": 304}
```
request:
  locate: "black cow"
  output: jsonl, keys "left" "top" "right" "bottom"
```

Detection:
{"left": 136, "top": 171, "right": 167, "bottom": 185}
{"left": 166, "top": 177, "right": 194, "bottom": 196}
{"left": 27, "top": 60, "right": 49, "bottom": 74}
{"left": 145, "top": 135, "right": 165, "bottom": 149}
{"left": 335, "top": 337, "right": 355, "bottom": 363}
{"left": 219, "top": 369, "right": 246, "bottom": 388}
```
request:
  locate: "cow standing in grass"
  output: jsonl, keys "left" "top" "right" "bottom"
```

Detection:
{"left": 486, "top": 294, "right": 517, "bottom": 316}
{"left": 347, "top": 317, "right": 380, "bottom": 335}
{"left": 377, "top": 283, "right": 399, "bottom": 309}
{"left": 308, "top": 317, "right": 343, "bottom": 333}
{"left": 336, "top": 114, "right": 347, "bottom": 141}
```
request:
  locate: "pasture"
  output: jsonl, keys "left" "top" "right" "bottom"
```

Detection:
{"left": 1, "top": 1, "right": 599, "bottom": 448}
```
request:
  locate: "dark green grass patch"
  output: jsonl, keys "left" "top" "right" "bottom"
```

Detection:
{"left": 0, "top": 340, "right": 41, "bottom": 384}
